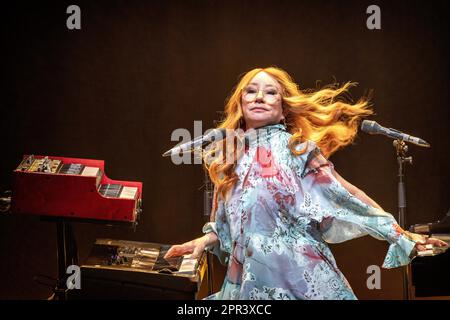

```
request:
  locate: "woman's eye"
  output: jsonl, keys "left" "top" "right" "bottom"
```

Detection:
{"left": 266, "top": 90, "right": 277, "bottom": 95}
{"left": 246, "top": 89, "right": 257, "bottom": 94}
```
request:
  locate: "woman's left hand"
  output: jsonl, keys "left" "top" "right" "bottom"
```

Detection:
{"left": 415, "top": 237, "right": 448, "bottom": 252}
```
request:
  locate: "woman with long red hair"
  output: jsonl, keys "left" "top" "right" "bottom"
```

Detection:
{"left": 165, "top": 67, "right": 446, "bottom": 299}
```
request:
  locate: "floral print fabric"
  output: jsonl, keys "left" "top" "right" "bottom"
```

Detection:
{"left": 203, "top": 124, "right": 417, "bottom": 300}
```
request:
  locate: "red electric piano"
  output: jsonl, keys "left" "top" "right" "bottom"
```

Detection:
{"left": 11, "top": 155, "right": 142, "bottom": 223}
{"left": 10, "top": 154, "right": 143, "bottom": 299}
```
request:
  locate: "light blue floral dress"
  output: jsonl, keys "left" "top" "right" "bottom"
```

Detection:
{"left": 203, "top": 124, "right": 418, "bottom": 300}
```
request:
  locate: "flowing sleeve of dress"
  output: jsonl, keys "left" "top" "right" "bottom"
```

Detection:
{"left": 296, "top": 140, "right": 423, "bottom": 269}
{"left": 202, "top": 191, "right": 232, "bottom": 266}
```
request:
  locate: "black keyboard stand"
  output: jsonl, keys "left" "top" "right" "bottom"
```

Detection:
{"left": 55, "top": 219, "right": 78, "bottom": 300}
{"left": 40, "top": 216, "right": 137, "bottom": 300}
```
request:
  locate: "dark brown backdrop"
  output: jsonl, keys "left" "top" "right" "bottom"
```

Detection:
{"left": 1, "top": 0, "right": 449, "bottom": 299}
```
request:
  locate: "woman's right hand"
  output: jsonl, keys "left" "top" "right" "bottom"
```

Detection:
{"left": 163, "top": 235, "right": 210, "bottom": 259}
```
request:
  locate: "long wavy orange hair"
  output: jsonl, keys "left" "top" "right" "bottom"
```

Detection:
{"left": 206, "top": 67, "right": 373, "bottom": 207}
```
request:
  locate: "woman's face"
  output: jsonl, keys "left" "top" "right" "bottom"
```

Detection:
{"left": 241, "top": 71, "right": 284, "bottom": 130}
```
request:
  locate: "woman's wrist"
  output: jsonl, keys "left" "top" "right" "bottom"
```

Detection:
{"left": 403, "top": 230, "right": 428, "bottom": 244}
{"left": 202, "top": 232, "right": 218, "bottom": 246}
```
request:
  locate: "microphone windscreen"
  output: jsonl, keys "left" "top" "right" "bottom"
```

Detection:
{"left": 361, "top": 120, "right": 381, "bottom": 134}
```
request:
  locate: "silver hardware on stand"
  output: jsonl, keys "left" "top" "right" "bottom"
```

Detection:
{"left": 393, "top": 139, "right": 413, "bottom": 300}
{"left": 362, "top": 120, "right": 430, "bottom": 300}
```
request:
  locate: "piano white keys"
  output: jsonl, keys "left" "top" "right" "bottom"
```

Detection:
{"left": 177, "top": 255, "right": 198, "bottom": 274}
{"left": 119, "top": 186, "right": 138, "bottom": 199}
{"left": 81, "top": 166, "right": 100, "bottom": 177}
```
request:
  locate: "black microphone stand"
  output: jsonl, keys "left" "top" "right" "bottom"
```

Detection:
{"left": 192, "top": 145, "right": 215, "bottom": 297}
{"left": 393, "top": 139, "right": 413, "bottom": 300}
{"left": 168, "top": 141, "right": 216, "bottom": 298}
{"left": 203, "top": 168, "right": 215, "bottom": 297}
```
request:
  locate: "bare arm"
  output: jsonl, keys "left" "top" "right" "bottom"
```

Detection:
{"left": 164, "top": 232, "right": 219, "bottom": 259}
{"left": 332, "top": 169, "right": 384, "bottom": 211}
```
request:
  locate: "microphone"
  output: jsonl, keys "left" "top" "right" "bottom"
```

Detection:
{"left": 361, "top": 120, "right": 430, "bottom": 147}
{"left": 162, "top": 128, "right": 227, "bottom": 157}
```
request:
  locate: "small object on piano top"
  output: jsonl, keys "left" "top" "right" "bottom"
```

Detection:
{"left": 410, "top": 209, "right": 450, "bottom": 235}
{"left": 81, "top": 166, "right": 100, "bottom": 177}
{"left": 98, "top": 184, "right": 138, "bottom": 199}
{"left": 58, "top": 163, "right": 85, "bottom": 175}
{"left": 119, "top": 186, "right": 138, "bottom": 199}
{"left": 16, "top": 155, "right": 35, "bottom": 171}
{"left": 98, "top": 184, "right": 123, "bottom": 198}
